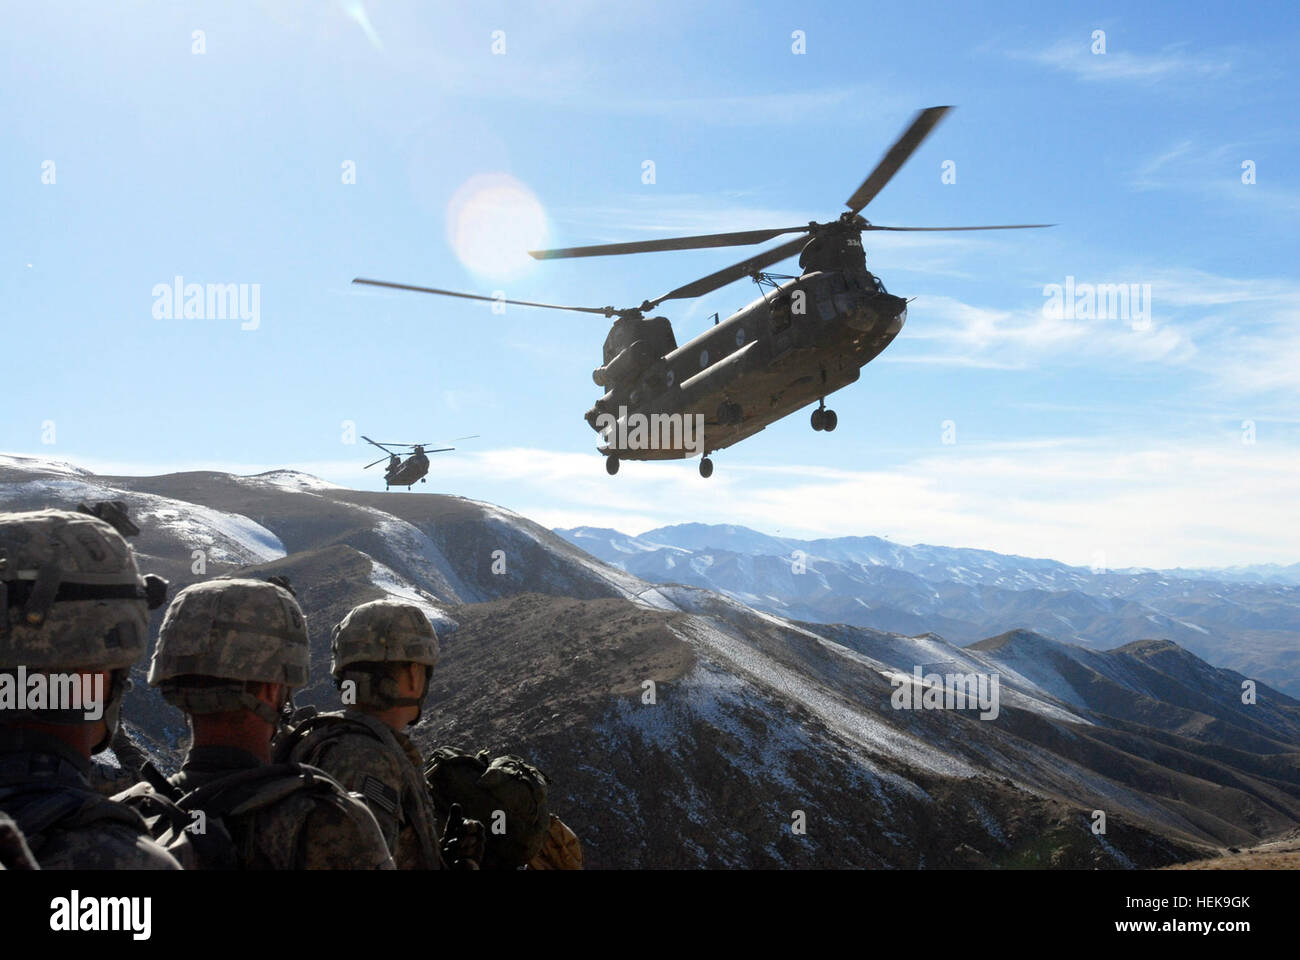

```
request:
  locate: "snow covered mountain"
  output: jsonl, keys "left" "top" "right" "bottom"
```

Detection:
{"left": 3, "top": 454, "right": 1298, "bottom": 868}
{"left": 557, "top": 523, "right": 1300, "bottom": 698}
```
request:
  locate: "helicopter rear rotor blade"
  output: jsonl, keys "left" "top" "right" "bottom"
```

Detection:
{"left": 845, "top": 106, "right": 952, "bottom": 214}
{"left": 353, "top": 278, "right": 623, "bottom": 317}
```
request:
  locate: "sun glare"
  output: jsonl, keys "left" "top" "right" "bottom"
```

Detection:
{"left": 446, "top": 173, "right": 549, "bottom": 280}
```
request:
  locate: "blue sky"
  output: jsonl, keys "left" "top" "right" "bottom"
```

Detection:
{"left": 3, "top": 1, "right": 1298, "bottom": 569}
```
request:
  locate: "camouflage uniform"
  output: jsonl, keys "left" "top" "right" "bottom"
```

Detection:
{"left": 116, "top": 579, "right": 394, "bottom": 870}
{"left": 279, "top": 600, "right": 445, "bottom": 869}
{"left": 0, "top": 509, "right": 180, "bottom": 870}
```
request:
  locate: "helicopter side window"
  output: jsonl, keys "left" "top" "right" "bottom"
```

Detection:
{"left": 770, "top": 298, "right": 792, "bottom": 333}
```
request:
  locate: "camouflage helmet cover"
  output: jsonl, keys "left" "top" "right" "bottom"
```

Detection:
{"left": 149, "top": 578, "right": 309, "bottom": 692}
{"left": 330, "top": 599, "right": 439, "bottom": 678}
{"left": 0, "top": 509, "right": 151, "bottom": 672}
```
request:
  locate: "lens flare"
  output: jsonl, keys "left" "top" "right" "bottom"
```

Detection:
{"left": 446, "top": 173, "right": 548, "bottom": 280}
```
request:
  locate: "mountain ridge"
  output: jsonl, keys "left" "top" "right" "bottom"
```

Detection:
{"left": 558, "top": 523, "right": 1300, "bottom": 697}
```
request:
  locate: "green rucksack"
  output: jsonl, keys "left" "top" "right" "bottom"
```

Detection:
{"left": 424, "top": 747, "right": 550, "bottom": 869}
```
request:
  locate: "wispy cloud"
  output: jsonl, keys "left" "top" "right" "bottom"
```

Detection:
{"left": 1013, "top": 38, "right": 1232, "bottom": 84}
{"left": 1131, "top": 140, "right": 1300, "bottom": 214}
{"left": 895, "top": 268, "right": 1300, "bottom": 400}
{"left": 897, "top": 292, "right": 1195, "bottom": 364}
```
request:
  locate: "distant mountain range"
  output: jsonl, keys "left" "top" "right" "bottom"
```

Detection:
{"left": 3, "top": 454, "right": 1298, "bottom": 868}
{"left": 556, "top": 524, "right": 1300, "bottom": 698}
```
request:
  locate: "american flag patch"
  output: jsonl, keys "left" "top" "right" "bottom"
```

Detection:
{"left": 361, "top": 776, "right": 399, "bottom": 817}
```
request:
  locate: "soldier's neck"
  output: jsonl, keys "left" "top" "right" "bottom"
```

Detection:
{"left": 189, "top": 712, "right": 273, "bottom": 763}
{"left": 360, "top": 704, "right": 417, "bottom": 732}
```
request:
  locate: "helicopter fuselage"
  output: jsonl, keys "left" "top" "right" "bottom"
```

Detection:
{"left": 592, "top": 265, "right": 907, "bottom": 461}
{"left": 385, "top": 452, "right": 430, "bottom": 487}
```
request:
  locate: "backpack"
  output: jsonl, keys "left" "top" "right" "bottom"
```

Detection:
{"left": 528, "top": 814, "right": 584, "bottom": 870}
{"left": 424, "top": 747, "right": 550, "bottom": 869}
{"left": 115, "top": 759, "right": 351, "bottom": 870}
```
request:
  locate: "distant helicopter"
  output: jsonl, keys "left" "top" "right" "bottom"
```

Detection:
{"left": 361, "top": 435, "right": 477, "bottom": 489}
{"left": 354, "top": 106, "right": 1051, "bottom": 478}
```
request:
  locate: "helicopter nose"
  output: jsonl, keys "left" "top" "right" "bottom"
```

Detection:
{"left": 845, "top": 293, "right": 907, "bottom": 332}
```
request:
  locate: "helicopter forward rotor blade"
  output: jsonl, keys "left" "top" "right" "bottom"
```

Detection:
{"left": 845, "top": 106, "right": 952, "bottom": 214}
{"left": 863, "top": 223, "right": 1055, "bottom": 232}
{"left": 527, "top": 226, "right": 810, "bottom": 261}
{"left": 352, "top": 278, "right": 622, "bottom": 317}
{"left": 646, "top": 235, "right": 808, "bottom": 308}
{"left": 363, "top": 456, "right": 390, "bottom": 469}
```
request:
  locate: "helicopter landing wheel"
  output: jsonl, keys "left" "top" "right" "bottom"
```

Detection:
{"left": 421, "top": 478, "right": 427, "bottom": 483}
{"left": 699, "top": 456, "right": 714, "bottom": 479}
{"left": 822, "top": 410, "right": 838, "bottom": 432}
{"left": 605, "top": 454, "right": 620, "bottom": 476}
{"left": 811, "top": 408, "right": 825, "bottom": 431}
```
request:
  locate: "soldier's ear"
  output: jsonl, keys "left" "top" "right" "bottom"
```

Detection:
{"left": 249, "top": 681, "right": 286, "bottom": 708}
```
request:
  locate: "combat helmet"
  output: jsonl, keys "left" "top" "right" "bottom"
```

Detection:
{"left": 149, "top": 578, "right": 308, "bottom": 724}
{"left": 330, "top": 599, "right": 438, "bottom": 720}
{"left": 0, "top": 508, "right": 167, "bottom": 751}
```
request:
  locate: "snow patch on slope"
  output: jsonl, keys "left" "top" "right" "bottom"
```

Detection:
{"left": 240, "top": 471, "right": 344, "bottom": 494}
{"left": 367, "top": 556, "right": 458, "bottom": 634}
{"left": 672, "top": 616, "right": 975, "bottom": 780}
{"left": 0, "top": 453, "right": 94, "bottom": 477}
{"left": 1, "top": 477, "right": 284, "bottom": 564}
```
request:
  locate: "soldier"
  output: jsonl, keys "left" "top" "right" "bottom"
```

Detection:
{"left": 0, "top": 509, "right": 180, "bottom": 869}
{"left": 276, "top": 598, "right": 481, "bottom": 869}
{"left": 116, "top": 578, "right": 394, "bottom": 870}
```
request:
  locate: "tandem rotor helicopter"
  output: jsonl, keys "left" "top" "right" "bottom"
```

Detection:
{"left": 361, "top": 435, "right": 478, "bottom": 489}
{"left": 354, "top": 106, "right": 1051, "bottom": 478}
